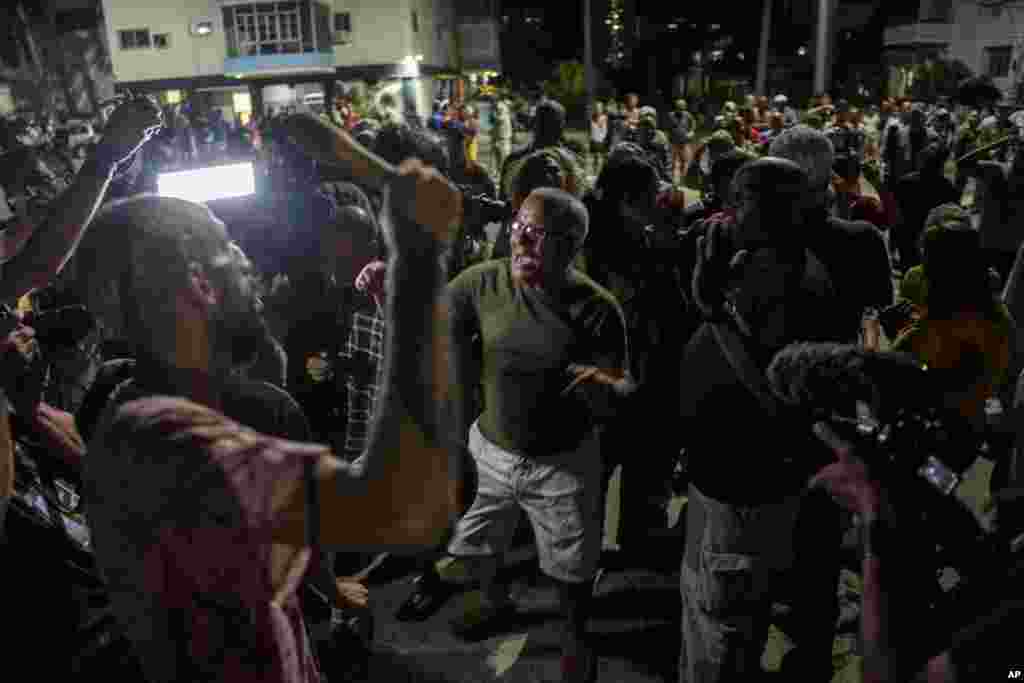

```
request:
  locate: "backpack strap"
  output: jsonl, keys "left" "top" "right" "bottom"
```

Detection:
{"left": 708, "top": 319, "right": 781, "bottom": 419}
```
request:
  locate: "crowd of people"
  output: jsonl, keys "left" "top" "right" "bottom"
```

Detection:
{"left": 0, "top": 81, "right": 1022, "bottom": 683}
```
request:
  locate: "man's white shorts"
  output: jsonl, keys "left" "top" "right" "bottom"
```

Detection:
{"left": 447, "top": 421, "right": 602, "bottom": 584}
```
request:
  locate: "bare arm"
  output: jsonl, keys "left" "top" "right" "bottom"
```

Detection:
{"left": 273, "top": 148, "right": 463, "bottom": 552}
{"left": 0, "top": 98, "right": 162, "bottom": 302}
{"left": 0, "top": 159, "right": 114, "bottom": 301}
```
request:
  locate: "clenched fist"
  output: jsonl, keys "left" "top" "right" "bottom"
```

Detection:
{"left": 355, "top": 260, "right": 387, "bottom": 310}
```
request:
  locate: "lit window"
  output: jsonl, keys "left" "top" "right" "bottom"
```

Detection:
{"left": 118, "top": 29, "right": 151, "bottom": 50}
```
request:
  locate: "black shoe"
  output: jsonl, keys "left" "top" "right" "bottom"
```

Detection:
{"left": 394, "top": 570, "right": 460, "bottom": 622}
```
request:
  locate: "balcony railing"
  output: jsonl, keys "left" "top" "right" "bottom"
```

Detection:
{"left": 224, "top": 51, "right": 335, "bottom": 77}
{"left": 222, "top": 0, "right": 334, "bottom": 75}
{"left": 884, "top": 22, "right": 953, "bottom": 48}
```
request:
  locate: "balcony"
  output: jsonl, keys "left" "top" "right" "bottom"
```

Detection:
{"left": 225, "top": 51, "right": 335, "bottom": 77}
{"left": 222, "top": 0, "right": 334, "bottom": 77}
{"left": 884, "top": 21, "right": 953, "bottom": 48}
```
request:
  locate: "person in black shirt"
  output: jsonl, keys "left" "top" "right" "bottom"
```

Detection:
{"left": 770, "top": 126, "right": 894, "bottom": 341}
{"left": 679, "top": 157, "right": 848, "bottom": 682}
{"left": 892, "top": 142, "right": 960, "bottom": 272}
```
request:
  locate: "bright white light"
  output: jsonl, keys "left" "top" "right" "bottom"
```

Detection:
{"left": 158, "top": 163, "right": 255, "bottom": 203}
{"left": 798, "top": 46, "right": 807, "bottom": 56}
{"left": 416, "top": 54, "right": 424, "bottom": 62}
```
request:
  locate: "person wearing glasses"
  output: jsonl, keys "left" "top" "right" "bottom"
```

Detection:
{"left": 422, "top": 187, "right": 632, "bottom": 683}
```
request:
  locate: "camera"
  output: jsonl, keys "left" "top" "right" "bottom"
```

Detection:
{"left": 833, "top": 152, "right": 862, "bottom": 184}
{"left": 459, "top": 188, "right": 512, "bottom": 239}
{"left": 0, "top": 305, "right": 95, "bottom": 349}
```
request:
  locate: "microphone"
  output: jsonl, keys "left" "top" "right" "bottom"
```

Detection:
{"left": 767, "top": 342, "right": 983, "bottom": 494}
{"left": 766, "top": 342, "right": 930, "bottom": 421}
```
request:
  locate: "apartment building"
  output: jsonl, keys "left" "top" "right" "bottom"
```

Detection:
{"left": 101, "top": 0, "right": 460, "bottom": 122}
{"left": 884, "top": 0, "right": 1024, "bottom": 103}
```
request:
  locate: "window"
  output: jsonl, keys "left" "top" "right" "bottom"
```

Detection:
{"left": 981, "top": 5, "right": 1002, "bottom": 20}
{"left": 226, "top": 2, "right": 303, "bottom": 56}
{"left": 334, "top": 11, "right": 351, "bottom": 32}
{"left": 986, "top": 46, "right": 1013, "bottom": 78}
{"left": 118, "top": 29, "right": 151, "bottom": 50}
{"left": 153, "top": 33, "right": 171, "bottom": 49}
{"left": 412, "top": 10, "right": 419, "bottom": 33}
{"left": 921, "top": 0, "right": 953, "bottom": 22}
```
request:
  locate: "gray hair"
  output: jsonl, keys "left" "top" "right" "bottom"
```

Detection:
{"left": 768, "top": 125, "right": 835, "bottom": 193}
{"left": 527, "top": 187, "right": 589, "bottom": 250}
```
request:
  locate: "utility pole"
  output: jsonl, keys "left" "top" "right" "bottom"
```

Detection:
{"left": 584, "top": 0, "right": 595, "bottom": 117}
{"left": 756, "top": 0, "right": 773, "bottom": 95}
{"left": 813, "top": 0, "right": 833, "bottom": 95}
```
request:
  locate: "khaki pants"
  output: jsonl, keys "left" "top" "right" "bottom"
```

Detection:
{"left": 679, "top": 483, "right": 843, "bottom": 682}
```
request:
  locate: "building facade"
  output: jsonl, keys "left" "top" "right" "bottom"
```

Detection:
{"left": 884, "top": 0, "right": 1024, "bottom": 103}
{"left": 101, "top": 0, "right": 459, "bottom": 122}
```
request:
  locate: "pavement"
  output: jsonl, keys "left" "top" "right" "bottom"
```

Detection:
{"left": 359, "top": 468, "right": 686, "bottom": 683}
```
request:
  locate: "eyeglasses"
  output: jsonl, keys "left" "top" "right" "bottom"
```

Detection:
{"left": 510, "top": 219, "right": 548, "bottom": 241}
{"left": 510, "top": 219, "right": 573, "bottom": 244}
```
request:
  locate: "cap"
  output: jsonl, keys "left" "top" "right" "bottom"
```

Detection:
{"left": 773, "top": 94, "right": 788, "bottom": 104}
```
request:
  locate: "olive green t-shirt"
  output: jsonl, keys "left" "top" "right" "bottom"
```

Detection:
{"left": 448, "top": 258, "right": 628, "bottom": 457}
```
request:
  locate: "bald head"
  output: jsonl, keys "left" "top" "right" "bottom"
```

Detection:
{"left": 768, "top": 125, "right": 835, "bottom": 210}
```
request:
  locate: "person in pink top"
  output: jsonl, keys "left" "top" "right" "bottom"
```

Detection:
{"left": 82, "top": 114, "right": 466, "bottom": 682}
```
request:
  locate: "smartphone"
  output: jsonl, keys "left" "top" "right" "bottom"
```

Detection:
{"left": 157, "top": 162, "right": 255, "bottom": 203}
{"left": 918, "top": 455, "right": 960, "bottom": 495}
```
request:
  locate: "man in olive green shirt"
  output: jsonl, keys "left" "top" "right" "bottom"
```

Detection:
{"left": 445, "top": 188, "right": 631, "bottom": 683}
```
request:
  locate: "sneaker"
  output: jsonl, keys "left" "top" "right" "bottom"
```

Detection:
{"left": 394, "top": 570, "right": 460, "bottom": 622}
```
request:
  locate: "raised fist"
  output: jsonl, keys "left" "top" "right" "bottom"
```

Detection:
{"left": 93, "top": 96, "right": 163, "bottom": 174}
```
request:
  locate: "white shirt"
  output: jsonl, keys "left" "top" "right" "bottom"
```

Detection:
{"left": 591, "top": 116, "right": 608, "bottom": 143}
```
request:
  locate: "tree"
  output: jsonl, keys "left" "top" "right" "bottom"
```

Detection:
{"left": 543, "top": 61, "right": 587, "bottom": 120}
{"left": 911, "top": 57, "right": 973, "bottom": 102}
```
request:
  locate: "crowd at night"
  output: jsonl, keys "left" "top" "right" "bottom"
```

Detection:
{"left": 1, "top": 1, "right": 1024, "bottom": 682}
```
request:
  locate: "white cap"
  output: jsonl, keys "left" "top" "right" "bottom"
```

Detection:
{"left": 773, "top": 94, "right": 788, "bottom": 104}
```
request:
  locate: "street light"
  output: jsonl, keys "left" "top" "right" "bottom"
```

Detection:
{"left": 798, "top": 46, "right": 807, "bottom": 57}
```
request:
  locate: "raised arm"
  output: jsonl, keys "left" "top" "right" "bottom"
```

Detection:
{"left": 273, "top": 116, "right": 464, "bottom": 551}
{"left": 0, "top": 99, "right": 162, "bottom": 302}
